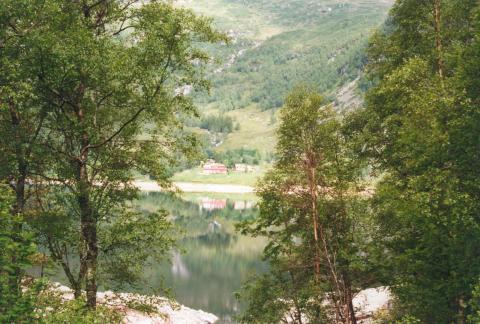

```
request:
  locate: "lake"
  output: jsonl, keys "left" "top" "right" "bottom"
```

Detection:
{"left": 139, "top": 192, "right": 267, "bottom": 323}
{"left": 36, "top": 191, "right": 265, "bottom": 323}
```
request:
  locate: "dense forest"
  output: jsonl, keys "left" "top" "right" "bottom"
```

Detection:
{"left": 1, "top": 0, "right": 480, "bottom": 323}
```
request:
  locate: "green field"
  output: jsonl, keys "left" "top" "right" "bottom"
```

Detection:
{"left": 173, "top": 165, "right": 269, "bottom": 186}
{"left": 205, "top": 105, "right": 279, "bottom": 154}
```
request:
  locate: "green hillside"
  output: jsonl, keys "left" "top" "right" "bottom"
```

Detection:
{"left": 177, "top": 0, "right": 392, "bottom": 161}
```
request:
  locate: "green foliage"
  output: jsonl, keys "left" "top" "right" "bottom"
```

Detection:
{"left": 236, "top": 270, "right": 326, "bottom": 324}
{"left": 99, "top": 209, "right": 176, "bottom": 287}
{"left": 38, "top": 293, "right": 122, "bottom": 324}
{"left": 199, "top": 114, "right": 235, "bottom": 134}
{"left": 237, "top": 87, "right": 370, "bottom": 322}
{"left": 0, "top": 186, "right": 42, "bottom": 323}
{"left": 0, "top": 0, "right": 225, "bottom": 310}
{"left": 125, "top": 299, "right": 158, "bottom": 315}
{"left": 210, "top": 148, "right": 262, "bottom": 167}
{"left": 350, "top": 0, "right": 480, "bottom": 321}
{"left": 467, "top": 279, "right": 480, "bottom": 323}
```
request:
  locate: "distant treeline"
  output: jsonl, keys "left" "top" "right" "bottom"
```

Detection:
{"left": 187, "top": 114, "right": 237, "bottom": 134}
{"left": 207, "top": 148, "right": 264, "bottom": 167}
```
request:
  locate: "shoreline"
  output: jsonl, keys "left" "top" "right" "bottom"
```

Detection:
{"left": 134, "top": 180, "right": 255, "bottom": 194}
{"left": 51, "top": 283, "right": 218, "bottom": 324}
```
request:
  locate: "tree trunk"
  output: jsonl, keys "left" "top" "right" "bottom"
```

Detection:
{"left": 345, "top": 278, "right": 357, "bottom": 324}
{"left": 14, "top": 168, "right": 26, "bottom": 214}
{"left": 76, "top": 103, "right": 97, "bottom": 309}
{"left": 9, "top": 171, "right": 26, "bottom": 295}
{"left": 433, "top": 0, "right": 444, "bottom": 79}
{"left": 306, "top": 153, "right": 321, "bottom": 281}
{"left": 305, "top": 151, "right": 346, "bottom": 322}
{"left": 73, "top": 283, "right": 82, "bottom": 299}
{"left": 58, "top": 258, "right": 82, "bottom": 299}
{"left": 288, "top": 271, "right": 303, "bottom": 324}
{"left": 457, "top": 296, "right": 466, "bottom": 324}
{"left": 8, "top": 101, "right": 27, "bottom": 295}
{"left": 78, "top": 158, "right": 97, "bottom": 309}
{"left": 8, "top": 101, "right": 26, "bottom": 216}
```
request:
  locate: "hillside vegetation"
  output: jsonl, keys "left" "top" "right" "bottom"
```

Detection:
{"left": 178, "top": 0, "right": 392, "bottom": 155}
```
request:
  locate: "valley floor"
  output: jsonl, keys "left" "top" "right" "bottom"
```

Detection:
{"left": 172, "top": 165, "right": 267, "bottom": 187}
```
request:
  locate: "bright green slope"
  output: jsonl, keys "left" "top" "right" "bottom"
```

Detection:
{"left": 182, "top": 0, "right": 392, "bottom": 149}
{"left": 175, "top": 0, "right": 392, "bottom": 183}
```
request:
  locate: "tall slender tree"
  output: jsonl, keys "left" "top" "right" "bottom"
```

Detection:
{"left": 0, "top": 0, "right": 55, "bottom": 300}
{"left": 239, "top": 87, "right": 369, "bottom": 323}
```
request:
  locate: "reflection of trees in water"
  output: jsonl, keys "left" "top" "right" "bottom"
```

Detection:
{"left": 195, "top": 231, "right": 238, "bottom": 249}
{"left": 140, "top": 192, "right": 198, "bottom": 216}
{"left": 139, "top": 192, "right": 259, "bottom": 241}
{"left": 171, "top": 251, "right": 190, "bottom": 279}
{"left": 201, "top": 201, "right": 258, "bottom": 222}
{"left": 136, "top": 193, "right": 266, "bottom": 321}
{"left": 208, "top": 220, "right": 222, "bottom": 232}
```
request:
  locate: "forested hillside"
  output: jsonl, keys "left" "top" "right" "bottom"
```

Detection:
{"left": 177, "top": 0, "right": 392, "bottom": 155}
{"left": 194, "top": 0, "right": 392, "bottom": 108}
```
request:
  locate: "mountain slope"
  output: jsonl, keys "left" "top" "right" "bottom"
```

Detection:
{"left": 178, "top": 0, "right": 392, "bottom": 156}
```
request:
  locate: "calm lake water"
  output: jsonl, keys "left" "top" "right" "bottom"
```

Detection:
{"left": 139, "top": 192, "right": 267, "bottom": 323}
{"left": 38, "top": 192, "right": 265, "bottom": 323}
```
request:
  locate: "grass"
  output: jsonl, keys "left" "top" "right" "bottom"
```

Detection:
{"left": 212, "top": 104, "right": 279, "bottom": 154}
{"left": 175, "top": 0, "right": 286, "bottom": 41}
{"left": 223, "top": 105, "right": 278, "bottom": 154}
{"left": 172, "top": 164, "right": 270, "bottom": 186}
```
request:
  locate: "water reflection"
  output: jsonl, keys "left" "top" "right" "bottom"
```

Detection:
{"left": 140, "top": 192, "right": 266, "bottom": 323}
{"left": 201, "top": 198, "right": 227, "bottom": 210}
{"left": 34, "top": 192, "right": 265, "bottom": 323}
{"left": 171, "top": 251, "right": 190, "bottom": 279}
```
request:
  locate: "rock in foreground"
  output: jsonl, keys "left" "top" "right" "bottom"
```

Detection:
{"left": 53, "top": 283, "right": 218, "bottom": 324}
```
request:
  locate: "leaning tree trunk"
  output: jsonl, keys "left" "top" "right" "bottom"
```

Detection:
{"left": 305, "top": 150, "right": 346, "bottom": 322}
{"left": 305, "top": 152, "right": 321, "bottom": 282}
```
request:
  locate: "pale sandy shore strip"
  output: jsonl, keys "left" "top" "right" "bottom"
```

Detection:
{"left": 52, "top": 283, "right": 218, "bottom": 324}
{"left": 134, "top": 180, "right": 255, "bottom": 194}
